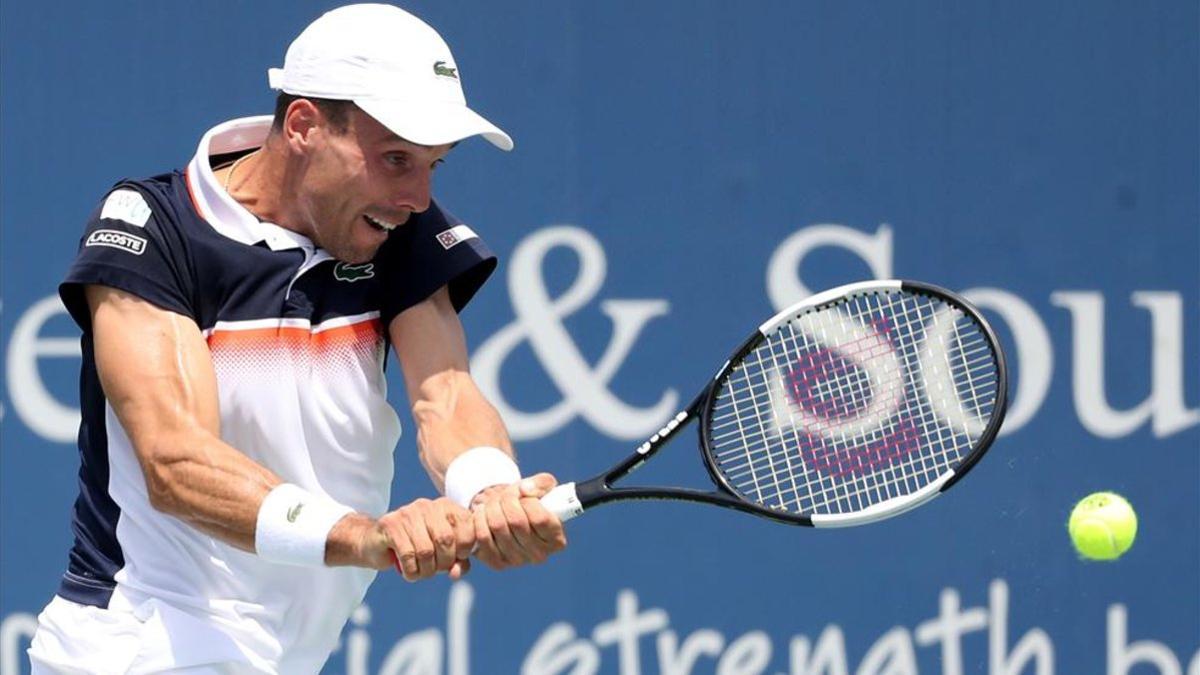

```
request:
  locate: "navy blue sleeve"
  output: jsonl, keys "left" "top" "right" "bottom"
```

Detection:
{"left": 375, "top": 199, "right": 497, "bottom": 324}
{"left": 59, "top": 184, "right": 196, "bottom": 332}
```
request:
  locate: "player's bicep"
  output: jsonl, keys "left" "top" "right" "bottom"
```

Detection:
{"left": 86, "top": 285, "right": 281, "bottom": 543}
{"left": 86, "top": 284, "right": 220, "bottom": 459}
{"left": 389, "top": 285, "right": 471, "bottom": 404}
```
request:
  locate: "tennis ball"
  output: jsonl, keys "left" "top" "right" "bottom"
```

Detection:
{"left": 1068, "top": 492, "right": 1137, "bottom": 561}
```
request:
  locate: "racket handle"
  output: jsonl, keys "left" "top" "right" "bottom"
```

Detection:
{"left": 540, "top": 482, "right": 584, "bottom": 522}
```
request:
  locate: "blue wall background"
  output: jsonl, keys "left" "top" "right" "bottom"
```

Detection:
{"left": 1, "top": 2, "right": 1196, "bottom": 674}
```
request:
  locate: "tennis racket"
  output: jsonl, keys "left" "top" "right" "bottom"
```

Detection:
{"left": 538, "top": 279, "right": 1008, "bottom": 527}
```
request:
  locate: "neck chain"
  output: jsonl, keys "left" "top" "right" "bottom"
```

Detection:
{"left": 223, "top": 150, "right": 257, "bottom": 192}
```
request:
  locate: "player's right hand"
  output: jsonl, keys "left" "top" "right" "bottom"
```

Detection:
{"left": 469, "top": 473, "right": 567, "bottom": 571}
{"left": 375, "top": 497, "right": 476, "bottom": 581}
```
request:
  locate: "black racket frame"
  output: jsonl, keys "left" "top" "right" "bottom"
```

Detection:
{"left": 566, "top": 280, "right": 1009, "bottom": 527}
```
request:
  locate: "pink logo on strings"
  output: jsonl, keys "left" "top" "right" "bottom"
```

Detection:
{"left": 783, "top": 313, "right": 918, "bottom": 478}
{"left": 802, "top": 421, "right": 922, "bottom": 478}
{"left": 786, "top": 348, "right": 870, "bottom": 420}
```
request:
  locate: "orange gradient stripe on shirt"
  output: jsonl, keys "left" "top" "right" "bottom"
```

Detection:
{"left": 206, "top": 317, "right": 383, "bottom": 353}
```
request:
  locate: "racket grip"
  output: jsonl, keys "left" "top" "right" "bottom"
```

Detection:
{"left": 540, "top": 482, "right": 584, "bottom": 522}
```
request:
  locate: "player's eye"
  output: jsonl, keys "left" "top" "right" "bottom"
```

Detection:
{"left": 384, "top": 152, "right": 409, "bottom": 168}
{"left": 432, "top": 158, "right": 445, "bottom": 171}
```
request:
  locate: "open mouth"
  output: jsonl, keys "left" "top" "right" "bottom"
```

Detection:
{"left": 364, "top": 214, "right": 399, "bottom": 232}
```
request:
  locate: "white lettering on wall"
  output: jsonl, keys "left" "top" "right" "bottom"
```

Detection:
{"left": 989, "top": 578, "right": 1053, "bottom": 675}
{"left": 0, "top": 612, "right": 37, "bottom": 675}
{"left": 914, "top": 586, "right": 988, "bottom": 675}
{"left": 658, "top": 628, "right": 725, "bottom": 675}
{"left": 336, "top": 582, "right": 473, "bottom": 675}
{"left": 3, "top": 226, "right": 1196, "bottom": 444}
{"left": 766, "top": 224, "right": 893, "bottom": 309}
{"left": 523, "top": 623, "right": 601, "bottom": 675}
{"left": 6, "top": 295, "right": 80, "bottom": 442}
{"left": 856, "top": 627, "right": 917, "bottom": 675}
{"left": 6, "top": 578, "right": 1197, "bottom": 674}
{"left": 472, "top": 226, "right": 678, "bottom": 441}
{"left": 591, "top": 589, "right": 669, "bottom": 675}
{"left": 1051, "top": 291, "right": 1199, "bottom": 438}
{"left": 716, "top": 630, "right": 771, "bottom": 675}
{"left": 1107, "top": 603, "right": 1183, "bottom": 675}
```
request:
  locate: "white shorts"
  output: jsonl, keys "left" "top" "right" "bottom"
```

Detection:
{"left": 28, "top": 596, "right": 272, "bottom": 675}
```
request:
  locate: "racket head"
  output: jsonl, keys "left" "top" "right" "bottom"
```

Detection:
{"left": 698, "top": 280, "right": 1007, "bottom": 527}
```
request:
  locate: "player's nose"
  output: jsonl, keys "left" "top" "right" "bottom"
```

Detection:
{"left": 393, "top": 168, "right": 432, "bottom": 213}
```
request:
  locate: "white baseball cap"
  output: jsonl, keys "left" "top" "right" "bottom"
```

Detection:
{"left": 268, "top": 3, "right": 513, "bottom": 151}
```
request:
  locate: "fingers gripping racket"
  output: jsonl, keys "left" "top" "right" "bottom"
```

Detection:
{"left": 538, "top": 280, "right": 1008, "bottom": 528}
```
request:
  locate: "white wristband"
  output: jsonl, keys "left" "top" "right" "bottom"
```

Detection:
{"left": 443, "top": 446, "right": 521, "bottom": 508}
{"left": 255, "top": 483, "right": 354, "bottom": 567}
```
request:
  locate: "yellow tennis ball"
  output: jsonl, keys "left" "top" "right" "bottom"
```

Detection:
{"left": 1068, "top": 492, "right": 1137, "bottom": 561}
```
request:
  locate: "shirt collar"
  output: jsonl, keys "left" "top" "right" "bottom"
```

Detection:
{"left": 185, "top": 116, "right": 317, "bottom": 252}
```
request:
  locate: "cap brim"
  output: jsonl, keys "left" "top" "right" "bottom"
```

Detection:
{"left": 355, "top": 98, "right": 513, "bottom": 151}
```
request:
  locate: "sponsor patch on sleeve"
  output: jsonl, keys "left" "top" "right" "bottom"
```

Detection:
{"left": 435, "top": 224, "right": 478, "bottom": 250}
{"left": 85, "top": 229, "right": 148, "bottom": 255}
{"left": 100, "top": 189, "right": 152, "bottom": 228}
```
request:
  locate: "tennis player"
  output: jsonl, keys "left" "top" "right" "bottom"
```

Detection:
{"left": 27, "top": 4, "right": 565, "bottom": 673}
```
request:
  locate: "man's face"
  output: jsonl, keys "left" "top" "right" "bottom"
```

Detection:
{"left": 296, "top": 106, "right": 453, "bottom": 264}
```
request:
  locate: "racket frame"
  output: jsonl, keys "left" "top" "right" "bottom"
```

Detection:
{"left": 547, "top": 279, "right": 1008, "bottom": 527}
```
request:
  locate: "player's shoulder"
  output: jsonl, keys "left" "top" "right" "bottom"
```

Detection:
{"left": 82, "top": 171, "right": 199, "bottom": 248}
{"left": 88, "top": 171, "right": 191, "bottom": 231}
{"left": 62, "top": 171, "right": 201, "bottom": 329}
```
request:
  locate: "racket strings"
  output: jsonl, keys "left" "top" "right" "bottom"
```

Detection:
{"left": 774, "top": 295, "right": 984, "bottom": 511}
{"left": 745, "top": 295, "right": 991, "bottom": 512}
{"left": 706, "top": 343, "right": 996, "bottom": 433}
{"left": 707, "top": 290, "right": 1000, "bottom": 516}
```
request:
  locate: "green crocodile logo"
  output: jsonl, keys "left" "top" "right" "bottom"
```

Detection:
{"left": 334, "top": 262, "right": 375, "bottom": 282}
{"left": 433, "top": 61, "right": 458, "bottom": 79}
{"left": 286, "top": 502, "right": 304, "bottom": 523}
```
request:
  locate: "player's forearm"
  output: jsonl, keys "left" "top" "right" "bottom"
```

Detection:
{"left": 412, "top": 370, "right": 514, "bottom": 490}
{"left": 141, "top": 430, "right": 389, "bottom": 568}
{"left": 135, "top": 427, "right": 281, "bottom": 552}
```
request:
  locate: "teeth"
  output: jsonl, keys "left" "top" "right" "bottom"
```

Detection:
{"left": 365, "top": 214, "right": 398, "bottom": 231}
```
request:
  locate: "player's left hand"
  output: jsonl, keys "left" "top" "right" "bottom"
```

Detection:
{"left": 470, "top": 473, "right": 567, "bottom": 570}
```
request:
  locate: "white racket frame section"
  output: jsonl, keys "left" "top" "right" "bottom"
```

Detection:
{"left": 758, "top": 279, "right": 904, "bottom": 336}
{"left": 808, "top": 470, "right": 953, "bottom": 527}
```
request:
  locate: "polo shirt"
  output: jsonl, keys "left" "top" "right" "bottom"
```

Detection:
{"left": 55, "top": 115, "right": 495, "bottom": 672}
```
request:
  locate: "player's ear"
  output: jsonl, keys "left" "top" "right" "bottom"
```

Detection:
{"left": 282, "top": 99, "right": 322, "bottom": 152}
